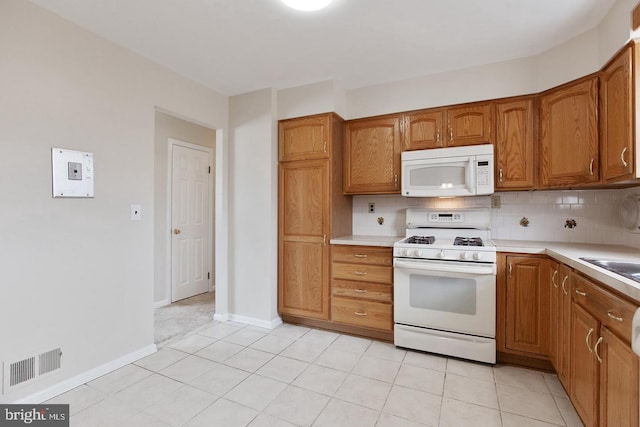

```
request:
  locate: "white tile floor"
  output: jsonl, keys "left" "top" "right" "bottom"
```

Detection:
{"left": 47, "top": 321, "right": 584, "bottom": 427}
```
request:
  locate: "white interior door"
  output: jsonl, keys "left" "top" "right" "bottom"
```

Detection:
{"left": 171, "top": 144, "right": 210, "bottom": 302}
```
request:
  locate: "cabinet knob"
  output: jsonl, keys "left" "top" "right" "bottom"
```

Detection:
{"left": 173, "top": 228, "right": 181, "bottom": 235}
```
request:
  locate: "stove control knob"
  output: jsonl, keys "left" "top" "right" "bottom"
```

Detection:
{"left": 414, "top": 250, "right": 423, "bottom": 257}
{"left": 460, "top": 252, "right": 468, "bottom": 260}
{"left": 473, "top": 252, "right": 483, "bottom": 261}
{"left": 439, "top": 250, "right": 446, "bottom": 259}
{"left": 399, "top": 248, "right": 408, "bottom": 256}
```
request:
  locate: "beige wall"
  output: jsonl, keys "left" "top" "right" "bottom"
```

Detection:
{"left": 153, "top": 111, "right": 217, "bottom": 304}
{"left": 0, "top": 0, "right": 227, "bottom": 403}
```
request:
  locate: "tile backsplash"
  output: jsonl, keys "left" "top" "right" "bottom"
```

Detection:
{"left": 352, "top": 188, "right": 640, "bottom": 249}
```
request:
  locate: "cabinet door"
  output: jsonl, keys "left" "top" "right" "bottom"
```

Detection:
{"left": 402, "top": 110, "right": 445, "bottom": 150}
{"left": 505, "top": 256, "right": 550, "bottom": 356}
{"left": 279, "top": 115, "right": 330, "bottom": 162}
{"left": 446, "top": 103, "right": 493, "bottom": 147}
{"left": 549, "top": 261, "right": 560, "bottom": 370}
{"left": 540, "top": 77, "right": 599, "bottom": 187}
{"left": 599, "top": 326, "right": 639, "bottom": 427}
{"left": 344, "top": 116, "right": 401, "bottom": 194}
{"left": 278, "top": 160, "right": 329, "bottom": 319}
{"left": 600, "top": 46, "right": 634, "bottom": 182}
{"left": 570, "top": 303, "right": 599, "bottom": 427}
{"left": 495, "top": 98, "right": 536, "bottom": 189}
{"left": 558, "top": 264, "right": 572, "bottom": 390}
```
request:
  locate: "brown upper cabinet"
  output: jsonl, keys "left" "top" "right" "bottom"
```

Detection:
{"left": 494, "top": 97, "right": 536, "bottom": 190}
{"left": 539, "top": 76, "right": 599, "bottom": 188}
{"left": 279, "top": 114, "right": 331, "bottom": 162}
{"left": 344, "top": 115, "right": 401, "bottom": 194}
{"left": 403, "top": 102, "right": 493, "bottom": 151}
{"left": 600, "top": 43, "right": 635, "bottom": 183}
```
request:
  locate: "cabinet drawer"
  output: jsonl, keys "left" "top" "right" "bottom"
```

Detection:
{"left": 331, "top": 297, "right": 392, "bottom": 331}
{"left": 331, "top": 263, "right": 393, "bottom": 284}
{"left": 331, "top": 279, "right": 392, "bottom": 303}
{"left": 572, "top": 272, "right": 638, "bottom": 343}
{"left": 331, "top": 245, "right": 392, "bottom": 266}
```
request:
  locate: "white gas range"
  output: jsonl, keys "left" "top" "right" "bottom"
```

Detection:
{"left": 393, "top": 208, "right": 497, "bottom": 364}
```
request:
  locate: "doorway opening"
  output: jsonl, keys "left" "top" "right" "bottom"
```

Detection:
{"left": 153, "top": 111, "right": 217, "bottom": 345}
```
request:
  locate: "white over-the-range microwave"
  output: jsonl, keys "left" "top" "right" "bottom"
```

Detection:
{"left": 401, "top": 144, "right": 494, "bottom": 197}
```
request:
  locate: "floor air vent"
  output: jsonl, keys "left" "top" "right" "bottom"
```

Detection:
{"left": 3, "top": 348, "right": 62, "bottom": 393}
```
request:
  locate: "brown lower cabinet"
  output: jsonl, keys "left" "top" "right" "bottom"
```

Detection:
{"left": 499, "top": 253, "right": 639, "bottom": 427}
{"left": 497, "top": 254, "right": 550, "bottom": 360}
{"left": 330, "top": 245, "right": 393, "bottom": 338}
{"left": 550, "top": 261, "right": 572, "bottom": 390}
{"left": 570, "top": 271, "right": 639, "bottom": 427}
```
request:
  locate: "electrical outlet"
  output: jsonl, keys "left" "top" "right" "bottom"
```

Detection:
{"left": 491, "top": 195, "right": 501, "bottom": 208}
{"left": 368, "top": 202, "right": 375, "bottom": 213}
{"left": 130, "top": 204, "right": 141, "bottom": 221}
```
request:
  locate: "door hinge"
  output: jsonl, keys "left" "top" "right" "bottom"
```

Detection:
{"left": 208, "top": 272, "right": 210, "bottom": 280}
{"left": 208, "top": 166, "right": 211, "bottom": 174}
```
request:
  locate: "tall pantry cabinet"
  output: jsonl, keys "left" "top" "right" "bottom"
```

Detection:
{"left": 278, "top": 113, "right": 352, "bottom": 320}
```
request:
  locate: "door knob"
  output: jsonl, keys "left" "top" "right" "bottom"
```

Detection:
{"left": 173, "top": 228, "right": 181, "bottom": 235}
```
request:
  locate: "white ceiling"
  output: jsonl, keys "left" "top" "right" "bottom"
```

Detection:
{"left": 29, "top": 0, "right": 617, "bottom": 96}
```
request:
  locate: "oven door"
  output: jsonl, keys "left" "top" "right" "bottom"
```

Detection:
{"left": 394, "top": 258, "right": 496, "bottom": 338}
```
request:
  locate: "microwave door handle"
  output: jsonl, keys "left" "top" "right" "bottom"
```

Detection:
{"left": 394, "top": 260, "right": 495, "bottom": 275}
{"left": 468, "top": 157, "right": 475, "bottom": 192}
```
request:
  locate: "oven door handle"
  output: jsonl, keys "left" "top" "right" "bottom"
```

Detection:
{"left": 394, "top": 260, "right": 495, "bottom": 275}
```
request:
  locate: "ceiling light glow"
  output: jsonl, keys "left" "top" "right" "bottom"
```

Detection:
{"left": 281, "top": 0, "right": 333, "bottom": 12}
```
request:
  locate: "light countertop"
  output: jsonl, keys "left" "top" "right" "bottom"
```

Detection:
{"left": 495, "top": 239, "right": 640, "bottom": 303}
{"left": 330, "top": 235, "right": 403, "bottom": 248}
{"left": 332, "top": 236, "right": 640, "bottom": 303}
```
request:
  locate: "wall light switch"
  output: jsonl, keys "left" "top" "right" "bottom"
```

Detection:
{"left": 130, "top": 204, "right": 141, "bottom": 221}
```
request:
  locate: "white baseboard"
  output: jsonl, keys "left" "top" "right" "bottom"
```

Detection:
{"left": 154, "top": 299, "right": 170, "bottom": 309}
{"left": 228, "top": 314, "right": 282, "bottom": 330}
{"left": 213, "top": 313, "right": 229, "bottom": 322}
{"left": 13, "top": 344, "right": 157, "bottom": 404}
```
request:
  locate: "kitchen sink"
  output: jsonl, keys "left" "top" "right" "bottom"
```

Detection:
{"left": 580, "top": 258, "right": 640, "bottom": 284}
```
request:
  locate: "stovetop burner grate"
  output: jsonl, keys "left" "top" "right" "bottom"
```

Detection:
{"left": 405, "top": 235, "right": 436, "bottom": 245}
{"left": 453, "top": 237, "right": 484, "bottom": 247}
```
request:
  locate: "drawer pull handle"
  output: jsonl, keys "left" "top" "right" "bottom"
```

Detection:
{"left": 607, "top": 310, "right": 623, "bottom": 322}
{"left": 354, "top": 254, "right": 368, "bottom": 258}
{"left": 594, "top": 336, "right": 604, "bottom": 363}
{"left": 585, "top": 328, "right": 594, "bottom": 353}
{"left": 354, "top": 289, "right": 368, "bottom": 293}
{"left": 354, "top": 311, "right": 368, "bottom": 316}
{"left": 575, "top": 289, "right": 587, "bottom": 297}
{"left": 354, "top": 271, "right": 367, "bottom": 276}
